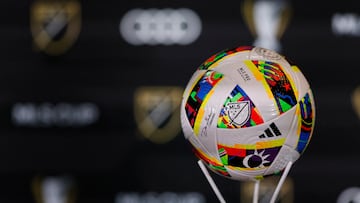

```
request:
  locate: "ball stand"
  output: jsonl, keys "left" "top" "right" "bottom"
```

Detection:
{"left": 197, "top": 160, "right": 293, "bottom": 203}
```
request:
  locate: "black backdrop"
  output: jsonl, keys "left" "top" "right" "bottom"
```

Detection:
{"left": 1, "top": 0, "right": 360, "bottom": 202}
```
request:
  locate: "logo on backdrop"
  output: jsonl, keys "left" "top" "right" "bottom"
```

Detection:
{"left": 332, "top": 13, "right": 360, "bottom": 36}
{"left": 241, "top": 176, "right": 294, "bottom": 203}
{"left": 30, "top": 0, "right": 81, "bottom": 56}
{"left": 134, "top": 86, "right": 183, "bottom": 144}
{"left": 120, "top": 8, "right": 202, "bottom": 45}
{"left": 11, "top": 102, "right": 99, "bottom": 127}
{"left": 32, "top": 175, "right": 76, "bottom": 203}
{"left": 241, "top": 0, "right": 292, "bottom": 52}
{"left": 115, "top": 192, "right": 205, "bottom": 203}
{"left": 351, "top": 86, "right": 360, "bottom": 119}
{"left": 337, "top": 187, "right": 360, "bottom": 203}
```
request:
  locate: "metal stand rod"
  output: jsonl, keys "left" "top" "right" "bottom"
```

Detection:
{"left": 197, "top": 160, "right": 226, "bottom": 203}
{"left": 253, "top": 180, "right": 260, "bottom": 203}
{"left": 269, "top": 161, "right": 293, "bottom": 203}
{"left": 198, "top": 159, "right": 293, "bottom": 203}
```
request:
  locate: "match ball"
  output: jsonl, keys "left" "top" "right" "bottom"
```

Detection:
{"left": 180, "top": 46, "right": 315, "bottom": 181}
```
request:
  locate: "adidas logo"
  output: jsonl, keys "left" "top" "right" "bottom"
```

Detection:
{"left": 258, "top": 122, "right": 282, "bottom": 138}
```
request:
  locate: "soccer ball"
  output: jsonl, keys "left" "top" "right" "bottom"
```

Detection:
{"left": 180, "top": 46, "right": 315, "bottom": 181}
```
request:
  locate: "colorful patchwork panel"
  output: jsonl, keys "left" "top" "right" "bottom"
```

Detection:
{"left": 218, "top": 139, "right": 284, "bottom": 170}
{"left": 218, "top": 85, "right": 264, "bottom": 128}
{"left": 252, "top": 60, "right": 297, "bottom": 113}
{"left": 184, "top": 70, "right": 223, "bottom": 129}
{"left": 296, "top": 92, "right": 315, "bottom": 154}
{"left": 192, "top": 146, "right": 230, "bottom": 177}
{"left": 198, "top": 46, "right": 253, "bottom": 70}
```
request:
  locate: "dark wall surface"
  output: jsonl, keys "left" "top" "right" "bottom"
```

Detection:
{"left": 1, "top": 0, "right": 360, "bottom": 202}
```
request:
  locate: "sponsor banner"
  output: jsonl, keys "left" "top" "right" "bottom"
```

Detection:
{"left": 1, "top": 1, "right": 360, "bottom": 202}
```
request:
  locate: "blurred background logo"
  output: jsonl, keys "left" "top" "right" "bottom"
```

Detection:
{"left": 30, "top": 0, "right": 81, "bottom": 55}
{"left": 119, "top": 8, "right": 202, "bottom": 46}
{"left": 352, "top": 86, "right": 360, "bottom": 119}
{"left": 332, "top": 13, "right": 360, "bottom": 36}
{"left": 115, "top": 192, "right": 205, "bottom": 203}
{"left": 12, "top": 102, "right": 99, "bottom": 127}
{"left": 32, "top": 175, "right": 76, "bottom": 203}
{"left": 134, "top": 86, "right": 183, "bottom": 144}
{"left": 241, "top": 0, "right": 292, "bottom": 52}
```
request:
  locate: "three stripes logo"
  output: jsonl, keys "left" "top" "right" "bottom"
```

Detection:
{"left": 258, "top": 122, "right": 281, "bottom": 138}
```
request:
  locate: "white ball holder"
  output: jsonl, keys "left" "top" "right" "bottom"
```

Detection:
{"left": 197, "top": 160, "right": 293, "bottom": 203}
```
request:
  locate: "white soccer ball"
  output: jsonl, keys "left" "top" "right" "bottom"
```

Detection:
{"left": 180, "top": 46, "right": 315, "bottom": 181}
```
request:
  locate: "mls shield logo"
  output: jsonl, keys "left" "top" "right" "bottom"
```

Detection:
{"left": 226, "top": 101, "right": 250, "bottom": 126}
{"left": 134, "top": 86, "right": 183, "bottom": 144}
{"left": 30, "top": 0, "right": 81, "bottom": 56}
